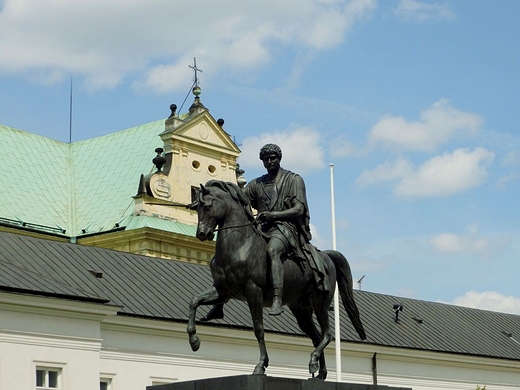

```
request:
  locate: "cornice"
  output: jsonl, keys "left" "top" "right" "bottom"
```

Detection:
{"left": 0, "top": 328, "right": 102, "bottom": 352}
{"left": 78, "top": 227, "right": 214, "bottom": 265}
{"left": 346, "top": 341, "right": 520, "bottom": 371}
{"left": 0, "top": 226, "right": 68, "bottom": 242}
{"left": 101, "top": 314, "right": 520, "bottom": 373}
{"left": 0, "top": 292, "right": 120, "bottom": 320}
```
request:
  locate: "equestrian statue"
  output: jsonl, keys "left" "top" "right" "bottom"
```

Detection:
{"left": 187, "top": 144, "right": 366, "bottom": 379}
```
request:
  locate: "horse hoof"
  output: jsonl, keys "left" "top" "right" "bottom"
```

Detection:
{"left": 309, "top": 355, "right": 319, "bottom": 375}
{"left": 252, "top": 365, "right": 266, "bottom": 375}
{"left": 316, "top": 371, "right": 327, "bottom": 380}
{"left": 267, "top": 307, "right": 285, "bottom": 316}
{"left": 189, "top": 335, "right": 201, "bottom": 352}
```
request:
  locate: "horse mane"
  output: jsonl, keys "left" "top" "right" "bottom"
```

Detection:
{"left": 205, "top": 180, "right": 255, "bottom": 222}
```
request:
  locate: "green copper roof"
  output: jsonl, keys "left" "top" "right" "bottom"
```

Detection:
{"left": 0, "top": 120, "right": 192, "bottom": 237}
{"left": 71, "top": 120, "right": 164, "bottom": 235}
{"left": 0, "top": 125, "right": 70, "bottom": 231}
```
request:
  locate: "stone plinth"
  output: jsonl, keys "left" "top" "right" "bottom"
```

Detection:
{"left": 146, "top": 375, "right": 412, "bottom": 390}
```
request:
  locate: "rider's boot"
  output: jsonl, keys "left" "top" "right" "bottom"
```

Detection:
{"left": 269, "top": 286, "right": 284, "bottom": 316}
{"left": 268, "top": 245, "right": 284, "bottom": 316}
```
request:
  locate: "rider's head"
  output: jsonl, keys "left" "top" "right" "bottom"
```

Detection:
{"left": 259, "top": 144, "right": 282, "bottom": 161}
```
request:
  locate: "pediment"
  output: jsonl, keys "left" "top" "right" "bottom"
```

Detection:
{"left": 163, "top": 111, "right": 240, "bottom": 155}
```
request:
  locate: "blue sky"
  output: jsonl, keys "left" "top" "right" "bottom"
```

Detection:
{"left": 1, "top": 0, "right": 519, "bottom": 313}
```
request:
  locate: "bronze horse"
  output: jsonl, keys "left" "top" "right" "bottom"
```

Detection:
{"left": 187, "top": 180, "right": 366, "bottom": 379}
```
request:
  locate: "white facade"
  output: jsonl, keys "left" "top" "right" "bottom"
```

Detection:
{"left": 1, "top": 292, "right": 518, "bottom": 390}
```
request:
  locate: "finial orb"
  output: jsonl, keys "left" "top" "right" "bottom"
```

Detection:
{"left": 169, "top": 104, "right": 177, "bottom": 118}
{"left": 193, "top": 86, "right": 201, "bottom": 97}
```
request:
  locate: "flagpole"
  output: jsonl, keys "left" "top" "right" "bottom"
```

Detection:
{"left": 69, "top": 77, "right": 73, "bottom": 144}
{"left": 330, "top": 163, "right": 341, "bottom": 382}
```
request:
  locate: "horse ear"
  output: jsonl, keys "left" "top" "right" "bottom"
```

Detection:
{"left": 200, "top": 184, "right": 209, "bottom": 195}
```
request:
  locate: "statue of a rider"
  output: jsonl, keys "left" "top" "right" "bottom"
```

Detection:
{"left": 201, "top": 143, "right": 328, "bottom": 320}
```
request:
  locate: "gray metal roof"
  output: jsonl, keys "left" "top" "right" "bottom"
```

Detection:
{"left": 1, "top": 231, "right": 519, "bottom": 362}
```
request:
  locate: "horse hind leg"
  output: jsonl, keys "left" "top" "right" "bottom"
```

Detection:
{"left": 288, "top": 303, "right": 328, "bottom": 380}
{"left": 310, "top": 292, "right": 334, "bottom": 380}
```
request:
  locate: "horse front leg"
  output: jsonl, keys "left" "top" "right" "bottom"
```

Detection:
{"left": 187, "top": 287, "right": 226, "bottom": 352}
{"left": 246, "top": 281, "right": 269, "bottom": 375}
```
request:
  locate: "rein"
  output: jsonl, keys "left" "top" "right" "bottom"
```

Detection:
{"left": 213, "top": 220, "right": 257, "bottom": 232}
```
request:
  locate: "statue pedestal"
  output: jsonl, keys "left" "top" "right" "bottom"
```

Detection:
{"left": 146, "top": 375, "right": 412, "bottom": 390}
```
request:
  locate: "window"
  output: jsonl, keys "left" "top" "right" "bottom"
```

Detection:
{"left": 150, "top": 376, "right": 176, "bottom": 386}
{"left": 100, "top": 373, "right": 115, "bottom": 390}
{"left": 191, "top": 160, "right": 201, "bottom": 170}
{"left": 152, "top": 381, "right": 170, "bottom": 386}
{"left": 36, "top": 368, "right": 60, "bottom": 389}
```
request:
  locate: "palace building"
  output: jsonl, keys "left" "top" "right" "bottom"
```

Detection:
{"left": 0, "top": 89, "right": 519, "bottom": 390}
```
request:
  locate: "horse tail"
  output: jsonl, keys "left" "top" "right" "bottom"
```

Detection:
{"left": 325, "top": 250, "right": 366, "bottom": 340}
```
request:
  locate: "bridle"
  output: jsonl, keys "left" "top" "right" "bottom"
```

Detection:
{"left": 148, "top": 185, "right": 260, "bottom": 234}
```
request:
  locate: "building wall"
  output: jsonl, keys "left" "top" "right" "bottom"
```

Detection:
{"left": 99, "top": 316, "right": 520, "bottom": 390}
{"left": 0, "top": 294, "right": 518, "bottom": 390}
{"left": 0, "top": 294, "right": 115, "bottom": 390}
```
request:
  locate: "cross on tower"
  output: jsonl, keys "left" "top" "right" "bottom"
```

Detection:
{"left": 188, "top": 57, "right": 202, "bottom": 87}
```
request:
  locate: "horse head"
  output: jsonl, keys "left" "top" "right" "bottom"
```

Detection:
{"left": 194, "top": 180, "right": 254, "bottom": 242}
{"left": 194, "top": 184, "right": 218, "bottom": 241}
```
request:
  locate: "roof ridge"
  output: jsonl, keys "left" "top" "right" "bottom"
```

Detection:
{"left": 71, "top": 118, "right": 165, "bottom": 145}
{"left": 0, "top": 124, "right": 69, "bottom": 145}
{"left": 66, "top": 140, "right": 76, "bottom": 237}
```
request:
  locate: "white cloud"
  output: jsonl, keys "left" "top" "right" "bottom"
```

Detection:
{"left": 395, "top": 148, "right": 494, "bottom": 196}
{"left": 309, "top": 223, "right": 328, "bottom": 250}
{"left": 239, "top": 127, "right": 325, "bottom": 174}
{"left": 430, "top": 226, "right": 511, "bottom": 255}
{"left": 397, "top": 287, "right": 418, "bottom": 299}
{"left": 452, "top": 291, "right": 520, "bottom": 315}
{"left": 330, "top": 137, "right": 356, "bottom": 158}
{"left": 357, "top": 148, "right": 494, "bottom": 197}
{"left": 496, "top": 151, "right": 520, "bottom": 189}
{"left": 356, "top": 157, "right": 413, "bottom": 187}
{"left": 501, "top": 150, "right": 520, "bottom": 167}
{"left": 497, "top": 172, "right": 520, "bottom": 189}
{"left": 0, "top": 0, "right": 376, "bottom": 91}
{"left": 394, "top": 0, "right": 455, "bottom": 22}
{"left": 279, "top": 52, "right": 316, "bottom": 92}
{"left": 368, "top": 99, "right": 483, "bottom": 152}
{"left": 430, "top": 233, "right": 490, "bottom": 254}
